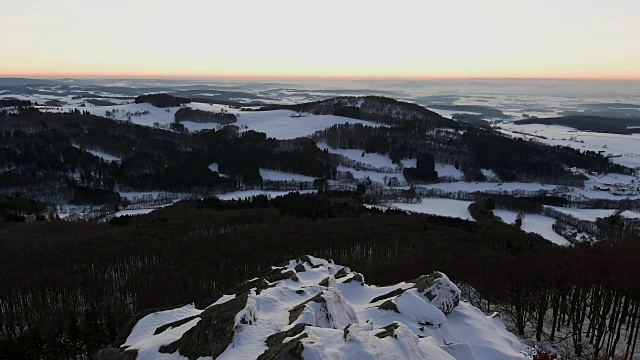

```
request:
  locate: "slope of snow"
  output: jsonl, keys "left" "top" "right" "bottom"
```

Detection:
{"left": 388, "top": 198, "right": 474, "bottom": 221}
{"left": 435, "top": 163, "right": 464, "bottom": 180}
{"left": 84, "top": 149, "right": 121, "bottom": 162}
{"left": 112, "top": 209, "right": 156, "bottom": 217}
{"left": 259, "top": 169, "right": 317, "bottom": 182}
{"left": 520, "top": 214, "right": 570, "bottom": 246}
{"left": 546, "top": 206, "right": 617, "bottom": 222}
{"left": 497, "top": 124, "right": 640, "bottom": 169}
{"left": 493, "top": 210, "right": 519, "bottom": 225}
{"left": 317, "top": 143, "right": 398, "bottom": 169}
{"left": 71, "top": 144, "right": 121, "bottom": 162}
{"left": 337, "top": 166, "right": 406, "bottom": 185}
{"left": 215, "top": 190, "right": 316, "bottom": 201}
{"left": 114, "top": 257, "right": 528, "bottom": 360}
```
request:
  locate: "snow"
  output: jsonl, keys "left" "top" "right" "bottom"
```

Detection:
{"left": 72, "top": 100, "right": 382, "bottom": 140}
{"left": 208, "top": 162, "right": 220, "bottom": 172}
{"left": 546, "top": 206, "right": 616, "bottom": 222}
{"left": 123, "top": 304, "right": 203, "bottom": 347}
{"left": 493, "top": 209, "right": 569, "bottom": 245}
{"left": 402, "top": 158, "right": 417, "bottom": 168}
{"left": 493, "top": 210, "right": 519, "bottom": 225}
{"left": 337, "top": 166, "right": 405, "bottom": 185}
{"left": 183, "top": 109, "right": 382, "bottom": 139}
{"left": 317, "top": 143, "right": 398, "bottom": 169}
{"left": 208, "top": 162, "right": 229, "bottom": 177}
{"left": 388, "top": 198, "right": 474, "bottom": 221}
{"left": 118, "top": 257, "right": 529, "bottom": 360}
{"left": 113, "top": 208, "right": 155, "bottom": 217}
{"left": 215, "top": 190, "right": 316, "bottom": 201}
{"left": 497, "top": 123, "right": 640, "bottom": 169}
{"left": 520, "top": 214, "right": 570, "bottom": 246}
{"left": 259, "top": 169, "right": 316, "bottom": 182}
{"left": 71, "top": 144, "right": 121, "bottom": 162}
{"left": 418, "top": 181, "right": 558, "bottom": 193}
{"left": 481, "top": 168, "right": 500, "bottom": 181}
{"left": 546, "top": 206, "right": 640, "bottom": 221}
{"left": 435, "top": 163, "right": 464, "bottom": 180}
{"left": 84, "top": 149, "right": 121, "bottom": 162}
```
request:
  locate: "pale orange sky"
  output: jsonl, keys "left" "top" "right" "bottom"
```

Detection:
{"left": 1, "top": 0, "right": 639, "bottom": 80}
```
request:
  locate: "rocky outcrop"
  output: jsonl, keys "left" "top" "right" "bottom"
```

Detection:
{"left": 98, "top": 256, "right": 526, "bottom": 360}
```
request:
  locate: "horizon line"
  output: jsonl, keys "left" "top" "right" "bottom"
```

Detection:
{"left": 1, "top": 73, "right": 640, "bottom": 82}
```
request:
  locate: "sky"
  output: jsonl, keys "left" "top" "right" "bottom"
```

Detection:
{"left": 1, "top": 0, "right": 639, "bottom": 79}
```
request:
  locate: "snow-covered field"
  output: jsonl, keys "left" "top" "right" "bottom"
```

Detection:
{"left": 71, "top": 144, "right": 121, "bottom": 162}
{"left": 497, "top": 123, "right": 640, "bottom": 168}
{"left": 546, "top": 206, "right": 640, "bottom": 221}
{"left": 317, "top": 143, "right": 398, "bottom": 169}
{"left": 494, "top": 210, "right": 570, "bottom": 246}
{"left": 259, "top": 169, "right": 316, "bottom": 182}
{"left": 387, "top": 198, "right": 475, "bottom": 221}
{"left": 418, "top": 181, "right": 559, "bottom": 193}
{"left": 214, "top": 189, "right": 316, "bottom": 201}
{"left": 337, "top": 166, "right": 406, "bottom": 185}
{"left": 435, "top": 163, "right": 465, "bottom": 180}
{"left": 115, "top": 257, "right": 528, "bottom": 360}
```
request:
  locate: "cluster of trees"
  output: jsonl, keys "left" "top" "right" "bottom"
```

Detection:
{"left": 0, "top": 99, "right": 32, "bottom": 108}
{"left": 134, "top": 93, "right": 190, "bottom": 108}
{"left": 473, "top": 243, "right": 640, "bottom": 359}
{"left": 174, "top": 107, "right": 237, "bottom": 124}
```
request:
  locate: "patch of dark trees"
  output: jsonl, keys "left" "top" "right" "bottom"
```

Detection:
{"left": 515, "top": 116, "right": 640, "bottom": 135}
{"left": 174, "top": 107, "right": 237, "bottom": 124}
{"left": 0, "top": 191, "right": 553, "bottom": 359}
{"left": 475, "top": 243, "right": 640, "bottom": 359}
{"left": 134, "top": 93, "right": 191, "bottom": 108}
{"left": 403, "top": 153, "right": 439, "bottom": 182}
{"left": 0, "top": 99, "right": 31, "bottom": 108}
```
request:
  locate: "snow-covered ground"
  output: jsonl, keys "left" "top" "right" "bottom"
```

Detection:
{"left": 259, "top": 169, "right": 316, "bottom": 182}
{"left": 84, "top": 149, "right": 121, "bottom": 162}
{"left": 497, "top": 123, "right": 640, "bottom": 168}
{"left": 435, "top": 163, "right": 465, "bottom": 180}
{"left": 387, "top": 198, "right": 475, "bottom": 221}
{"left": 215, "top": 190, "right": 316, "bottom": 201}
{"left": 71, "top": 144, "right": 121, "bottom": 162}
{"left": 115, "top": 257, "right": 529, "bottom": 360}
{"left": 112, "top": 208, "right": 156, "bottom": 217}
{"left": 418, "top": 181, "right": 558, "bottom": 193}
{"left": 546, "top": 206, "right": 640, "bottom": 221}
{"left": 337, "top": 166, "right": 406, "bottom": 186}
{"left": 494, "top": 210, "right": 570, "bottom": 246}
{"left": 317, "top": 143, "right": 398, "bottom": 169}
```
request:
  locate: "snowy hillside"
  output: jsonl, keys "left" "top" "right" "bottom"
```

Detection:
{"left": 98, "top": 257, "right": 528, "bottom": 360}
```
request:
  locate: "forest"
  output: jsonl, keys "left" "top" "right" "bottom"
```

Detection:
{"left": 0, "top": 191, "right": 552, "bottom": 359}
{"left": 2, "top": 192, "right": 640, "bottom": 359}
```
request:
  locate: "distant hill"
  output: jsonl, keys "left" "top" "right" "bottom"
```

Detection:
{"left": 0, "top": 77, "right": 60, "bottom": 86}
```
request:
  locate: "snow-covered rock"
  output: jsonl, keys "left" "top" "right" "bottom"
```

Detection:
{"left": 98, "top": 257, "right": 527, "bottom": 360}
